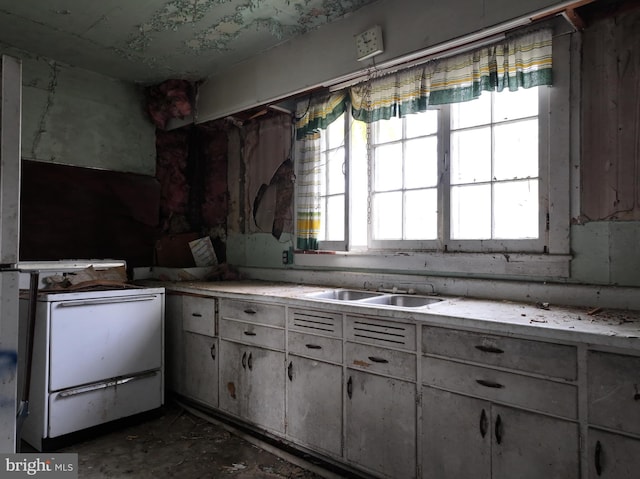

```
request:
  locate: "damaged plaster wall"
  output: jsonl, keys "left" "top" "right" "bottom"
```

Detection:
{"left": 570, "top": 2, "right": 640, "bottom": 287}
{"left": 1, "top": 44, "right": 156, "bottom": 175}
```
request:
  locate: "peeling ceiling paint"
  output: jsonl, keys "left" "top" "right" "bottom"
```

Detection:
{"left": 0, "top": 0, "right": 379, "bottom": 84}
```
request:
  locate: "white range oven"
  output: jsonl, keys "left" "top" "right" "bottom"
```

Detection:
{"left": 18, "top": 264, "right": 164, "bottom": 451}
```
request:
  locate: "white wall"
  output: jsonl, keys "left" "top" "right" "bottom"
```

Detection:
{"left": 1, "top": 45, "right": 156, "bottom": 175}
{"left": 197, "top": 0, "right": 568, "bottom": 122}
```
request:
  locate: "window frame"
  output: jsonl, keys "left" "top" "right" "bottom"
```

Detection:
{"left": 294, "top": 31, "right": 572, "bottom": 278}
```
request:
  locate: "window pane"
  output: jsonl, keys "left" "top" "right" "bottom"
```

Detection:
{"left": 494, "top": 87, "right": 538, "bottom": 122}
{"left": 450, "top": 127, "right": 491, "bottom": 184}
{"left": 406, "top": 110, "right": 438, "bottom": 138}
{"left": 405, "top": 137, "right": 438, "bottom": 188}
{"left": 450, "top": 184, "right": 491, "bottom": 239}
{"left": 405, "top": 189, "right": 437, "bottom": 239}
{"left": 372, "top": 191, "right": 402, "bottom": 239}
{"left": 493, "top": 119, "right": 538, "bottom": 180}
{"left": 493, "top": 180, "right": 538, "bottom": 239}
{"left": 451, "top": 93, "right": 491, "bottom": 129}
{"left": 326, "top": 147, "right": 345, "bottom": 195}
{"left": 325, "top": 195, "right": 344, "bottom": 241}
{"left": 374, "top": 143, "right": 403, "bottom": 191}
{"left": 326, "top": 113, "right": 345, "bottom": 150}
{"left": 374, "top": 116, "right": 402, "bottom": 143}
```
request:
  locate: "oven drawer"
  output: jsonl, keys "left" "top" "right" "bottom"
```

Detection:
{"left": 48, "top": 370, "right": 162, "bottom": 438}
{"left": 48, "top": 293, "right": 163, "bottom": 391}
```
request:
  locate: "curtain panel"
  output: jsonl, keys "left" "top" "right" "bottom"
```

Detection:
{"left": 350, "top": 28, "right": 553, "bottom": 122}
{"left": 294, "top": 93, "right": 347, "bottom": 250}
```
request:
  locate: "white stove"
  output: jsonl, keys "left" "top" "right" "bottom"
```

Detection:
{"left": 17, "top": 261, "right": 165, "bottom": 451}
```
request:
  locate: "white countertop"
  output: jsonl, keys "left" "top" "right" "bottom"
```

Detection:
{"left": 152, "top": 280, "right": 640, "bottom": 351}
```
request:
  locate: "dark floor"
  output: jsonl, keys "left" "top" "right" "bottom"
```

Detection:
{"left": 43, "top": 401, "right": 333, "bottom": 479}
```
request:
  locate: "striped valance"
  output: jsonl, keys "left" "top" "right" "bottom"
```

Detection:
{"left": 295, "top": 91, "right": 347, "bottom": 140}
{"left": 351, "top": 28, "right": 553, "bottom": 123}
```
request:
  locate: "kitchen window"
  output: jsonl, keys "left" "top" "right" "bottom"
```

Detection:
{"left": 312, "top": 85, "right": 547, "bottom": 253}
{"left": 295, "top": 28, "right": 571, "bottom": 276}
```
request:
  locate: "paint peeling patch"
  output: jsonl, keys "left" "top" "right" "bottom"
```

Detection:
{"left": 353, "top": 360, "right": 370, "bottom": 368}
{"left": 0, "top": 350, "right": 18, "bottom": 381}
{"left": 227, "top": 382, "right": 236, "bottom": 399}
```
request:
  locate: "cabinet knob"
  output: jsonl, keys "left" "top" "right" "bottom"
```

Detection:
{"left": 495, "top": 414, "right": 503, "bottom": 445}
{"left": 479, "top": 409, "right": 488, "bottom": 438}
{"left": 476, "top": 379, "right": 504, "bottom": 389}
{"left": 475, "top": 345, "right": 504, "bottom": 354}
{"left": 595, "top": 440, "right": 602, "bottom": 476}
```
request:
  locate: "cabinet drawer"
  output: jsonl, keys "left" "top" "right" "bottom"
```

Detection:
{"left": 346, "top": 315, "right": 416, "bottom": 351}
{"left": 288, "top": 331, "right": 342, "bottom": 363}
{"left": 219, "top": 318, "right": 285, "bottom": 351}
{"left": 588, "top": 351, "right": 640, "bottom": 436}
{"left": 422, "top": 356, "right": 577, "bottom": 419}
{"left": 422, "top": 326, "right": 577, "bottom": 380}
{"left": 182, "top": 295, "right": 216, "bottom": 336}
{"left": 220, "top": 299, "right": 285, "bottom": 327}
{"left": 346, "top": 342, "right": 416, "bottom": 381}
{"left": 289, "top": 308, "right": 342, "bottom": 338}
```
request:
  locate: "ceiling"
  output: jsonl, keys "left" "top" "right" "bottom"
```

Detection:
{"left": 0, "top": 0, "right": 378, "bottom": 85}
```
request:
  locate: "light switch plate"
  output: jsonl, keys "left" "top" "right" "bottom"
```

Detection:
{"left": 355, "top": 25, "right": 384, "bottom": 61}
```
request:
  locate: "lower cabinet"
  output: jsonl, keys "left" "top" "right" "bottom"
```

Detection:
{"left": 588, "top": 429, "right": 640, "bottom": 478}
{"left": 345, "top": 369, "right": 417, "bottom": 479}
{"left": 219, "top": 339, "right": 285, "bottom": 434}
{"left": 286, "top": 355, "right": 342, "bottom": 457}
{"left": 422, "top": 387, "right": 579, "bottom": 479}
{"left": 183, "top": 332, "right": 218, "bottom": 408}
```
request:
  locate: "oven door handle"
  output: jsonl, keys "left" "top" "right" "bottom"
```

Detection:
{"left": 56, "top": 295, "right": 158, "bottom": 307}
{"left": 57, "top": 371, "right": 157, "bottom": 398}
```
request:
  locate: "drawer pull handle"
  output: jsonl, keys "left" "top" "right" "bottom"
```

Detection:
{"left": 595, "top": 440, "right": 602, "bottom": 476}
{"left": 192, "top": 313, "right": 202, "bottom": 317}
{"left": 210, "top": 343, "right": 216, "bottom": 360}
{"left": 476, "top": 379, "right": 504, "bottom": 389}
{"left": 368, "top": 356, "right": 389, "bottom": 364}
{"left": 347, "top": 376, "right": 353, "bottom": 399}
{"left": 305, "top": 344, "right": 322, "bottom": 350}
{"left": 634, "top": 393, "right": 640, "bottom": 401}
{"left": 495, "top": 415, "right": 503, "bottom": 444}
{"left": 243, "top": 331, "right": 257, "bottom": 336}
{"left": 247, "top": 353, "right": 253, "bottom": 370}
{"left": 242, "top": 352, "right": 247, "bottom": 369}
{"left": 288, "top": 361, "right": 293, "bottom": 381}
{"left": 243, "top": 308, "right": 257, "bottom": 315}
{"left": 479, "top": 409, "right": 488, "bottom": 438}
{"left": 475, "top": 345, "right": 504, "bottom": 354}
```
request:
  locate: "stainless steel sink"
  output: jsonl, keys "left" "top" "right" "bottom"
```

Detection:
{"left": 304, "top": 289, "right": 385, "bottom": 301}
{"left": 358, "top": 294, "right": 443, "bottom": 308}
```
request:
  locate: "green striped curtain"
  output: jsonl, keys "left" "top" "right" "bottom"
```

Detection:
{"left": 294, "top": 92, "right": 346, "bottom": 250}
{"left": 351, "top": 29, "right": 553, "bottom": 122}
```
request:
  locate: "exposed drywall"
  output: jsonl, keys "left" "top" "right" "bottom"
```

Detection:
{"left": 1, "top": 45, "right": 156, "bottom": 175}
{"left": 197, "top": 0, "right": 569, "bottom": 121}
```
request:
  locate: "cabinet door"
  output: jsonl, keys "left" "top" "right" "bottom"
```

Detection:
{"left": 183, "top": 332, "right": 218, "bottom": 408}
{"left": 346, "top": 369, "right": 416, "bottom": 479}
{"left": 492, "top": 404, "right": 579, "bottom": 479}
{"left": 588, "top": 429, "right": 640, "bottom": 478}
{"left": 219, "top": 340, "right": 285, "bottom": 434}
{"left": 422, "top": 387, "right": 491, "bottom": 479}
{"left": 286, "top": 355, "right": 342, "bottom": 457}
{"left": 164, "top": 294, "right": 184, "bottom": 394}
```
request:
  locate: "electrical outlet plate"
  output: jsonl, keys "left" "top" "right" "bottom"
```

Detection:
{"left": 355, "top": 25, "right": 384, "bottom": 61}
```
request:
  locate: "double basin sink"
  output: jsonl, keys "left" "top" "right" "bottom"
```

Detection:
{"left": 304, "top": 288, "right": 445, "bottom": 309}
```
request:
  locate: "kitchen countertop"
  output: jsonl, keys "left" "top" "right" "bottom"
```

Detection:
{"left": 150, "top": 280, "right": 640, "bottom": 351}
